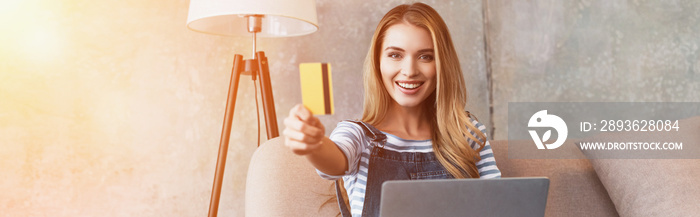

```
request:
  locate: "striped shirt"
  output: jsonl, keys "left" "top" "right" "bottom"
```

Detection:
{"left": 317, "top": 118, "right": 502, "bottom": 216}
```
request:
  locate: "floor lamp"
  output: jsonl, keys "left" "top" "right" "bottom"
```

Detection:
{"left": 186, "top": 1, "right": 318, "bottom": 216}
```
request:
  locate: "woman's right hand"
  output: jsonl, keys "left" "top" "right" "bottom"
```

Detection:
{"left": 283, "top": 104, "right": 326, "bottom": 155}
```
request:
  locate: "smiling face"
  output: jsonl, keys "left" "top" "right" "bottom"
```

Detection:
{"left": 379, "top": 22, "right": 437, "bottom": 109}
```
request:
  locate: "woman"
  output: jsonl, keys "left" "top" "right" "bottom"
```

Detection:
{"left": 283, "top": 3, "right": 501, "bottom": 217}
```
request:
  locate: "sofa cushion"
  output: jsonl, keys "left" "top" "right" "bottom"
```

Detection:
{"left": 490, "top": 140, "right": 619, "bottom": 217}
{"left": 580, "top": 116, "right": 700, "bottom": 217}
{"left": 245, "top": 137, "right": 339, "bottom": 217}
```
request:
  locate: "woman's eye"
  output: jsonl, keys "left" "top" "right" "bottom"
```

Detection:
{"left": 419, "top": 54, "right": 434, "bottom": 61}
{"left": 388, "top": 53, "right": 402, "bottom": 59}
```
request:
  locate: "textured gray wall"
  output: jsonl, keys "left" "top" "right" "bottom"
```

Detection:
{"left": 485, "top": 0, "right": 700, "bottom": 139}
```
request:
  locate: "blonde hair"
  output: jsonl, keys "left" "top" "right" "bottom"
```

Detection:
{"left": 361, "top": 2, "right": 487, "bottom": 178}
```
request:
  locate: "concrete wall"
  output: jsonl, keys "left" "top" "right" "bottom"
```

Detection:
{"left": 0, "top": 0, "right": 486, "bottom": 216}
{"left": 485, "top": 0, "right": 700, "bottom": 139}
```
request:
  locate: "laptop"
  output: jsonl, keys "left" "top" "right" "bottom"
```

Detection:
{"left": 379, "top": 177, "right": 549, "bottom": 217}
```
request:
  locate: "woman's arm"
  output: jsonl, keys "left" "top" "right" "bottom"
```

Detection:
{"left": 283, "top": 104, "right": 348, "bottom": 176}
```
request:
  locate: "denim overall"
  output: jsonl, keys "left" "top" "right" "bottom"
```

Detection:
{"left": 335, "top": 120, "right": 454, "bottom": 217}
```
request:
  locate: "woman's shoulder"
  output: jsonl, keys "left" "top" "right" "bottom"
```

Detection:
{"left": 463, "top": 111, "right": 489, "bottom": 150}
{"left": 332, "top": 120, "right": 365, "bottom": 134}
{"left": 465, "top": 111, "right": 488, "bottom": 136}
{"left": 330, "top": 120, "right": 374, "bottom": 140}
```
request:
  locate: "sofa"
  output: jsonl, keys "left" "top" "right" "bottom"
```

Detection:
{"left": 245, "top": 116, "right": 700, "bottom": 216}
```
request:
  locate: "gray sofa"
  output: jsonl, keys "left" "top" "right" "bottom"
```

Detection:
{"left": 245, "top": 116, "right": 700, "bottom": 216}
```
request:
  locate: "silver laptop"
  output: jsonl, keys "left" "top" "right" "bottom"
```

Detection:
{"left": 379, "top": 177, "right": 549, "bottom": 217}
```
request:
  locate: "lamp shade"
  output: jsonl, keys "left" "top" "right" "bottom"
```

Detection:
{"left": 187, "top": 0, "right": 318, "bottom": 37}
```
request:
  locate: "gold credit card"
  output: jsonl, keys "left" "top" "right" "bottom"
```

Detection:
{"left": 299, "top": 63, "right": 334, "bottom": 115}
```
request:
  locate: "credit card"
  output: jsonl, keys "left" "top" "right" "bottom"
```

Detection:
{"left": 299, "top": 63, "right": 334, "bottom": 115}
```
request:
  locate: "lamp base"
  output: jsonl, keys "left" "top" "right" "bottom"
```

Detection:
{"left": 207, "top": 51, "right": 278, "bottom": 217}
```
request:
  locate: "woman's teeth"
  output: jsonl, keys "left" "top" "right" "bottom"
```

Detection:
{"left": 397, "top": 82, "right": 422, "bottom": 89}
